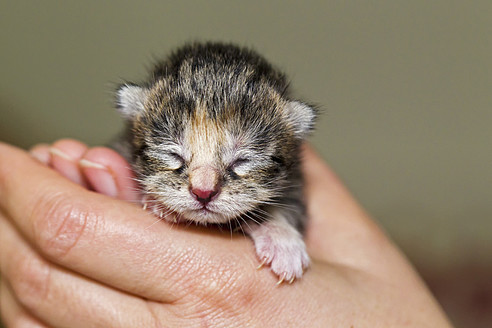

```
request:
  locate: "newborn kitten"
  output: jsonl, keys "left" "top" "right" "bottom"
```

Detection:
{"left": 114, "top": 42, "right": 316, "bottom": 283}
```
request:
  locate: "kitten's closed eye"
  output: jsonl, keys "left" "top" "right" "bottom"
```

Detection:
{"left": 168, "top": 152, "right": 185, "bottom": 172}
{"left": 150, "top": 151, "right": 185, "bottom": 171}
{"left": 229, "top": 158, "right": 251, "bottom": 177}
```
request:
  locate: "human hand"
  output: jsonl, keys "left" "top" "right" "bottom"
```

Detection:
{"left": 0, "top": 140, "right": 452, "bottom": 327}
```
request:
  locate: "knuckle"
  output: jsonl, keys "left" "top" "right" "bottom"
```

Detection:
{"left": 31, "top": 191, "right": 91, "bottom": 259}
{"left": 10, "top": 254, "right": 51, "bottom": 313}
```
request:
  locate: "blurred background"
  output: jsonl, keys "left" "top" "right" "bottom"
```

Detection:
{"left": 1, "top": 1, "right": 491, "bottom": 326}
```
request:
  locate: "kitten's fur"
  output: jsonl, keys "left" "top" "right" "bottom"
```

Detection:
{"left": 115, "top": 42, "right": 316, "bottom": 282}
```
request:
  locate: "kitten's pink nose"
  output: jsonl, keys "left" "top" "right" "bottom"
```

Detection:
{"left": 189, "top": 165, "right": 220, "bottom": 205}
{"left": 191, "top": 187, "right": 220, "bottom": 204}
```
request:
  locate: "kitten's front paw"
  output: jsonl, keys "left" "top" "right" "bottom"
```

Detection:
{"left": 250, "top": 221, "right": 310, "bottom": 284}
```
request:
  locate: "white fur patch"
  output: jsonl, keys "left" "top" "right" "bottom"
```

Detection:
{"left": 116, "top": 84, "right": 148, "bottom": 119}
{"left": 284, "top": 101, "right": 315, "bottom": 138}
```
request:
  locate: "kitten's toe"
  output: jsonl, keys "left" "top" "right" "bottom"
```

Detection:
{"left": 256, "top": 257, "right": 268, "bottom": 270}
{"left": 276, "top": 273, "right": 286, "bottom": 285}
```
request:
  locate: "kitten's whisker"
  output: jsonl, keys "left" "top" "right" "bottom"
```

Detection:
{"left": 237, "top": 219, "right": 247, "bottom": 236}
{"left": 254, "top": 200, "right": 298, "bottom": 211}
{"left": 233, "top": 217, "right": 246, "bottom": 236}
{"left": 237, "top": 215, "right": 254, "bottom": 234}
{"left": 242, "top": 212, "right": 261, "bottom": 225}
{"left": 251, "top": 208, "right": 275, "bottom": 220}
{"left": 261, "top": 184, "right": 303, "bottom": 191}
{"left": 228, "top": 219, "right": 233, "bottom": 240}
{"left": 144, "top": 216, "right": 165, "bottom": 230}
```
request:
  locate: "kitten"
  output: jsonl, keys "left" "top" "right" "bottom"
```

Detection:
{"left": 114, "top": 42, "right": 316, "bottom": 283}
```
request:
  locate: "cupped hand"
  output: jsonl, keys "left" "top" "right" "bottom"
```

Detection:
{"left": 0, "top": 140, "right": 452, "bottom": 327}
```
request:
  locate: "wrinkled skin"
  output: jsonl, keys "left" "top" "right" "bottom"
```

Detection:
{"left": 0, "top": 140, "right": 452, "bottom": 327}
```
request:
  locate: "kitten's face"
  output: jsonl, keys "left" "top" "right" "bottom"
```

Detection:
{"left": 116, "top": 50, "right": 315, "bottom": 225}
{"left": 131, "top": 98, "right": 297, "bottom": 224}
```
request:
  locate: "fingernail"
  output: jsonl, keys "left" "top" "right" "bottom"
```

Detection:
{"left": 49, "top": 147, "right": 73, "bottom": 161}
{"left": 79, "top": 159, "right": 118, "bottom": 197}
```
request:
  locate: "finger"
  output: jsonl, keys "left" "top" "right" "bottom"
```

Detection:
{"left": 29, "top": 143, "right": 51, "bottom": 165}
{"left": 49, "top": 139, "right": 89, "bottom": 187}
{"left": 0, "top": 142, "right": 256, "bottom": 302}
{"left": 0, "top": 279, "right": 48, "bottom": 328}
{"left": 0, "top": 214, "right": 166, "bottom": 328}
{"left": 79, "top": 147, "right": 141, "bottom": 202}
{"left": 301, "top": 144, "right": 408, "bottom": 277}
{"left": 302, "top": 144, "right": 377, "bottom": 235}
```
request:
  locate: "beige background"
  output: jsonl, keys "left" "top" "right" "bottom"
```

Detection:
{"left": 1, "top": 1, "right": 491, "bottom": 326}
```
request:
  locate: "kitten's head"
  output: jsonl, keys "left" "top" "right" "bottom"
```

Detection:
{"left": 116, "top": 43, "right": 315, "bottom": 224}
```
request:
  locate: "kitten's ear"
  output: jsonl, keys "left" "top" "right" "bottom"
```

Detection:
{"left": 284, "top": 101, "right": 317, "bottom": 138}
{"left": 116, "top": 84, "right": 149, "bottom": 119}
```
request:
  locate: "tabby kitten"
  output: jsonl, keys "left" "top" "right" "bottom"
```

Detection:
{"left": 114, "top": 42, "right": 316, "bottom": 283}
